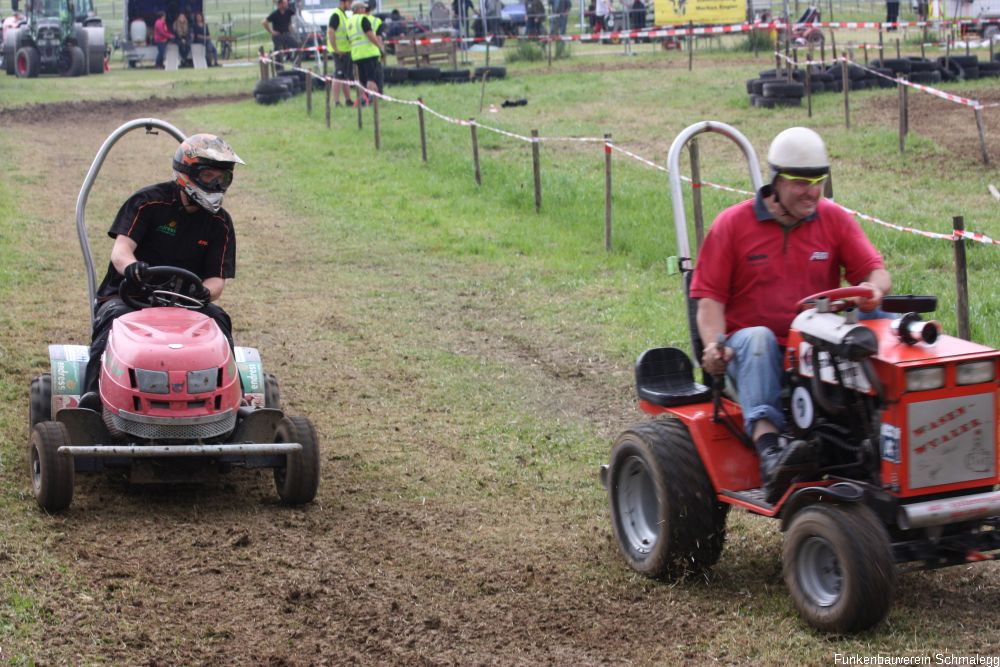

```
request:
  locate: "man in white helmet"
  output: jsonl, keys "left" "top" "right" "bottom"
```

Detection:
{"left": 79, "top": 133, "right": 245, "bottom": 408}
{"left": 689, "top": 126, "right": 891, "bottom": 503}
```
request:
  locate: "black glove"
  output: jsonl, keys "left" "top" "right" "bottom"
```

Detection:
{"left": 123, "top": 261, "right": 149, "bottom": 288}
{"left": 189, "top": 284, "right": 211, "bottom": 303}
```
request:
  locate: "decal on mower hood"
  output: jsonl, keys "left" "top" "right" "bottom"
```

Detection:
{"left": 234, "top": 346, "right": 265, "bottom": 408}
{"left": 797, "top": 342, "right": 872, "bottom": 393}
{"left": 908, "top": 392, "right": 995, "bottom": 489}
{"left": 48, "top": 344, "right": 90, "bottom": 415}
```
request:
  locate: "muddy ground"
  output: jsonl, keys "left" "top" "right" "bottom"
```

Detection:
{"left": 5, "top": 90, "right": 1000, "bottom": 666}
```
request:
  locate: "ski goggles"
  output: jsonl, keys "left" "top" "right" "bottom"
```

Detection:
{"left": 777, "top": 172, "right": 829, "bottom": 187}
{"left": 189, "top": 164, "right": 234, "bottom": 193}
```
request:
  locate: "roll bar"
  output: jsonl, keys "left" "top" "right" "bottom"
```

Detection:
{"left": 665, "top": 121, "right": 763, "bottom": 272}
{"left": 75, "top": 118, "right": 186, "bottom": 321}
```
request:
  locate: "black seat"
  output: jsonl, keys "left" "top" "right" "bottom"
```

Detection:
{"left": 635, "top": 347, "right": 712, "bottom": 407}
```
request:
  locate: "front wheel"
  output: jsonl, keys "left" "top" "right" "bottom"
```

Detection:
{"left": 783, "top": 504, "right": 896, "bottom": 633}
{"left": 29, "top": 421, "right": 75, "bottom": 512}
{"left": 29, "top": 373, "right": 52, "bottom": 430}
{"left": 15, "top": 46, "right": 39, "bottom": 78}
{"left": 607, "top": 418, "right": 728, "bottom": 578}
{"left": 273, "top": 415, "right": 320, "bottom": 505}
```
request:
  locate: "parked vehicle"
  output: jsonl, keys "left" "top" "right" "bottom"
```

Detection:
{"left": 2, "top": 0, "right": 105, "bottom": 77}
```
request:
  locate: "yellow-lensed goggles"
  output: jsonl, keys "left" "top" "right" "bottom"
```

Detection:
{"left": 778, "top": 172, "right": 829, "bottom": 186}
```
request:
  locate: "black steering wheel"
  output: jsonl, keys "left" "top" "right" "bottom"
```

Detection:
{"left": 119, "top": 265, "right": 207, "bottom": 310}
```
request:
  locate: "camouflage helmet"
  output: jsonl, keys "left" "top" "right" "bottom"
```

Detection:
{"left": 172, "top": 133, "right": 245, "bottom": 213}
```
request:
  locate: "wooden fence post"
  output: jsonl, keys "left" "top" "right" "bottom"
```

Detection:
{"left": 975, "top": 107, "right": 991, "bottom": 166}
{"left": 373, "top": 95, "right": 381, "bottom": 150}
{"left": 357, "top": 91, "right": 363, "bottom": 130}
{"left": 306, "top": 70, "right": 313, "bottom": 116}
{"left": 688, "top": 21, "right": 694, "bottom": 71}
{"left": 842, "top": 50, "right": 850, "bottom": 129}
{"left": 418, "top": 97, "right": 428, "bottom": 162}
{"left": 325, "top": 78, "right": 332, "bottom": 129}
{"left": 806, "top": 64, "right": 813, "bottom": 118}
{"left": 531, "top": 129, "right": 541, "bottom": 212}
{"left": 898, "top": 81, "right": 907, "bottom": 152}
{"left": 604, "top": 133, "right": 612, "bottom": 251}
{"left": 470, "top": 120, "right": 481, "bottom": 185}
{"left": 953, "top": 215, "right": 970, "bottom": 340}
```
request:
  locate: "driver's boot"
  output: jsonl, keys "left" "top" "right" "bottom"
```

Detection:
{"left": 756, "top": 433, "right": 816, "bottom": 504}
{"left": 78, "top": 391, "right": 102, "bottom": 412}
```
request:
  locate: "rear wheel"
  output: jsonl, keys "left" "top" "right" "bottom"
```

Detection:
{"left": 60, "top": 45, "right": 86, "bottom": 77}
{"left": 29, "top": 373, "right": 52, "bottom": 430}
{"left": 607, "top": 418, "right": 728, "bottom": 578}
{"left": 273, "top": 415, "right": 320, "bottom": 505}
{"left": 29, "top": 421, "right": 75, "bottom": 512}
{"left": 783, "top": 504, "right": 895, "bottom": 633}
{"left": 15, "top": 46, "right": 39, "bottom": 78}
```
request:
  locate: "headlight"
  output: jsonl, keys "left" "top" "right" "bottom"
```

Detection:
{"left": 956, "top": 360, "right": 996, "bottom": 385}
{"left": 905, "top": 367, "right": 945, "bottom": 392}
{"left": 187, "top": 369, "right": 218, "bottom": 393}
{"left": 135, "top": 369, "right": 169, "bottom": 394}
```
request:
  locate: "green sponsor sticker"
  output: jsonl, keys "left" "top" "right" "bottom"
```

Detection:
{"left": 53, "top": 360, "right": 81, "bottom": 395}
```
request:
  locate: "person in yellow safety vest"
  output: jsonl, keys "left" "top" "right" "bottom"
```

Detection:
{"left": 326, "top": 0, "right": 354, "bottom": 106}
{"left": 347, "top": 0, "right": 384, "bottom": 102}
{"left": 367, "top": 5, "right": 385, "bottom": 93}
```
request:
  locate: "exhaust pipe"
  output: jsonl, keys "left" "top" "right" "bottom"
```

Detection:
{"left": 897, "top": 489, "right": 1000, "bottom": 530}
{"left": 891, "top": 312, "right": 941, "bottom": 346}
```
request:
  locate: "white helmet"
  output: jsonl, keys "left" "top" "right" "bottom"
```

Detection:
{"left": 766, "top": 127, "right": 829, "bottom": 175}
{"left": 172, "top": 133, "right": 245, "bottom": 213}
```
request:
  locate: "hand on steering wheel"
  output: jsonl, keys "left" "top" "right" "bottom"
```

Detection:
{"left": 118, "top": 265, "right": 208, "bottom": 310}
{"left": 797, "top": 286, "right": 876, "bottom": 314}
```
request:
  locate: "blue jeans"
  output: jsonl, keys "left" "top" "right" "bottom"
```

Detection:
{"left": 726, "top": 326, "right": 785, "bottom": 438}
{"left": 727, "top": 309, "right": 889, "bottom": 437}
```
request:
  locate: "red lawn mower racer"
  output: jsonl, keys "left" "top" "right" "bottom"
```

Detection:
{"left": 28, "top": 118, "right": 320, "bottom": 512}
{"left": 602, "top": 121, "right": 1000, "bottom": 633}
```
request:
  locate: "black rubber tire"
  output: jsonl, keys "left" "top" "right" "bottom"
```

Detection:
{"left": 60, "top": 46, "right": 86, "bottom": 77}
{"left": 805, "top": 81, "right": 826, "bottom": 94}
{"left": 950, "top": 54, "right": 979, "bottom": 68}
{"left": 15, "top": 46, "right": 39, "bottom": 78}
{"left": 438, "top": 68, "right": 471, "bottom": 83}
{"left": 254, "top": 78, "right": 290, "bottom": 95}
{"left": 29, "top": 421, "right": 75, "bottom": 512}
{"left": 383, "top": 65, "right": 408, "bottom": 84}
{"left": 827, "top": 62, "right": 867, "bottom": 81}
{"left": 756, "top": 96, "right": 777, "bottom": 108}
{"left": 407, "top": 66, "right": 441, "bottom": 82}
{"left": 607, "top": 419, "right": 728, "bottom": 579}
{"left": 762, "top": 81, "right": 804, "bottom": 98}
{"left": 273, "top": 415, "right": 321, "bottom": 505}
{"left": 906, "top": 57, "right": 937, "bottom": 72}
{"left": 88, "top": 45, "right": 105, "bottom": 74}
{"left": 3, "top": 37, "right": 15, "bottom": 75}
{"left": 909, "top": 69, "right": 942, "bottom": 84}
{"left": 254, "top": 92, "right": 287, "bottom": 105}
{"left": 759, "top": 68, "right": 803, "bottom": 81}
{"left": 783, "top": 504, "right": 895, "bottom": 633}
{"left": 963, "top": 66, "right": 980, "bottom": 80}
{"left": 264, "top": 373, "right": 281, "bottom": 410}
{"left": 869, "top": 67, "right": 896, "bottom": 88}
{"left": 474, "top": 65, "right": 507, "bottom": 79}
{"left": 275, "top": 73, "right": 301, "bottom": 94}
{"left": 750, "top": 78, "right": 767, "bottom": 95}
{"left": 773, "top": 95, "right": 803, "bottom": 107}
{"left": 873, "top": 58, "right": 911, "bottom": 74}
{"left": 978, "top": 61, "right": 1000, "bottom": 76}
{"left": 29, "top": 373, "right": 52, "bottom": 431}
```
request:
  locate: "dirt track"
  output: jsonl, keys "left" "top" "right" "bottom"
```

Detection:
{"left": 7, "top": 92, "right": 1000, "bottom": 665}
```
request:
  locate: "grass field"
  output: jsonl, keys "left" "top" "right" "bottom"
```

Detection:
{"left": 4, "top": 38, "right": 1000, "bottom": 664}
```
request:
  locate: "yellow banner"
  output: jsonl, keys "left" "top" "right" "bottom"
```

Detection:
{"left": 653, "top": 0, "right": 746, "bottom": 25}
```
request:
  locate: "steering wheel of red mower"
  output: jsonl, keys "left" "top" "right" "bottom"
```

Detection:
{"left": 119, "top": 266, "right": 206, "bottom": 310}
{"left": 797, "top": 286, "right": 875, "bottom": 314}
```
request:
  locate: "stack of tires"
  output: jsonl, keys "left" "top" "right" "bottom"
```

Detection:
{"left": 381, "top": 65, "right": 506, "bottom": 87}
{"left": 254, "top": 70, "right": 327, "bottom": 105}
{"left": 746, "top": 69, "right": 805, "bottom": 108}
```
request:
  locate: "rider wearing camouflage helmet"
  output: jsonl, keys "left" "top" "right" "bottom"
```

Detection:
{"left": 80, "top": 133, "right": 244, "bottom": 406}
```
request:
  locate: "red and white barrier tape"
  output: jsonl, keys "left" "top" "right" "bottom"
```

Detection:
{"left": 264, "top": 58, "right": 999, "bottom": 247}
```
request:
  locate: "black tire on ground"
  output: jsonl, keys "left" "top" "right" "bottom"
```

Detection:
{"left": 474, "top": 65, "right": 506, "bottom": 79}
{"left": 408, "top": 66, "right": 441, "bottom": 82}
{"left": 439, "top": 68, "right": 471, "bottom": 83}
{"left": 254, "top": 92, "right": 287, "bottom": 105}
{"left": 607, "top": 419, "right": 728, "bottom": 578}
{"left": 759, "top": 68, "right": 803, "bottom": 81}
{"left": 950, "top": 54, "right": 979, "bottom": 69}
{"left": 29, "top": 373, "right": 52, "bottom": 430}
{"left": 273, "top": 415, "right": 321, "bottom": 505}
{"left": 850, "top": 79, "right": 869, "bottom": 90}
{"left": 783, "top": 504, "right": 895, "bottom": 633}
{"left": 383, "top": 65, "right": 408, "bottom": 84}
{"left": 874, "top": 58, "right": 912, "bottom": 74}
{"left": 15, "top": 46, "right": 40, "bottom": 78}
{"left": 906, "top": 57, "right": 936, "bottom": 72}
{"left": 3, "top": 40, "right": 15, "bottom": 75}
{"left": 254, "top": 78, "right": 290, "bottom": 95}
{"left": 60, "top": 46, "right": 86, "bottom": 77}
{"left": 774, "top": 95, "right": 803, "bottom": 106}
{"left": 30, "top": 421, "right": 75, "bottom": 512}
{"left": 963, "top": 66, "right": 980, "bottom": 80}
{"left": 264, "top": 373, "right": 281, "bottom": 410}
{"left": 870, "top": 67, "right": 896, "bottom": 88}
{"left": 275, "top": 73, "right": 301, "bottom": 93}
{"left": 762, "top": 81, "right": 804, "bottom": 98}
{"left": 827, "top": 62, "right": 867, "bottom": 81}
{"left": 805, "top": 81, "right": 826, "bottom": 94}
{"left": 909, "top": 69, "right": 942, "bottom": 84}
{"left": 978, "top": 61, "right": 1000, "bottom": 76}
{"left": 750, "top": 78, "right": 767, "bottom": 95}
{"left": 748, "top": 93, "right": 761, "bottom": 107}
{"left": 88, "top": 46, "right": 105, "bottom": 74}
